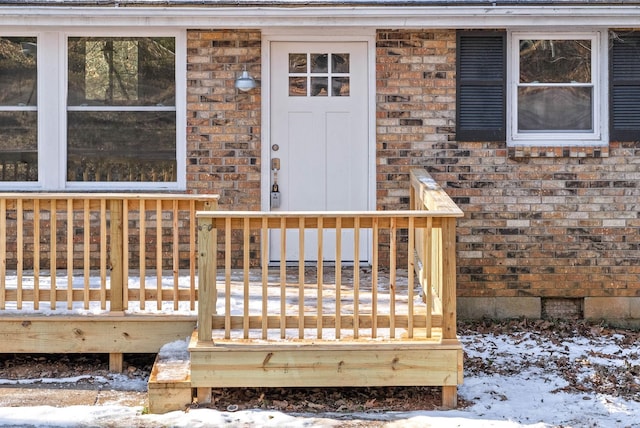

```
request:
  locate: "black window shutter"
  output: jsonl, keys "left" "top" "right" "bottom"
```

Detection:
{"left": 456, "top": 30, "right": 506, "bottom": 142}
{"left": 610, "top": 32, "right": 640, "bottom": 141}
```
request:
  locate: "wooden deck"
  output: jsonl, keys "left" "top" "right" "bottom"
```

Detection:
{"left": 148, "top": 169, "right": 464, "bottom": 413}
{"left": 0, "top": 193, "right": 218, "bottom": 370}
{"left": 0, "top": 169, "right": 464, "bottom": 413}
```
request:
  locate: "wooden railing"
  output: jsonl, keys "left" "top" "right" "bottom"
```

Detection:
{"left": 0, "top": 193, "right": 218, "bottom": 313}
{"left": 196, "top": 169, "right": 463, "bottom": 343}
{"left": 410, "top": 168, "right": 464, "bottom": 339}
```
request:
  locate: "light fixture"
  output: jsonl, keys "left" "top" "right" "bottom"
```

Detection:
{"left": 235, "top": 69, "right": 256, "bottom": 92}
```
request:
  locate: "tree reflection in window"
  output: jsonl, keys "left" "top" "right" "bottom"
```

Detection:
{"left": 517, "top": 39, "right": 593, "bottom": 132}
{"left": 67, "top": 37, "right": 176, "bottom": 182}
{"left": 0, "top": 37, "right": 38, "bottom": 182}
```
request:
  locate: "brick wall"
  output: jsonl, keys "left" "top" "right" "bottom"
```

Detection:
{"left": 376, "top": 30, "right": 457, "bottom": 265}
{"left": 450, "top": 141, "right": 640, "bottom": 301}
{"left": 186, "top": 29, "right": 262, "bottom": 210}
{"left": 376, "top": 29, "right": 640, "bottom": 310}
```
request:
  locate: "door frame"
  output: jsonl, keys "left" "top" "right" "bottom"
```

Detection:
{"left": 261, "top": 28, "right": 377, "bottom": 262}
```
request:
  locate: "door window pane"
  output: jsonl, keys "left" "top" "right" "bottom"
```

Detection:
{"left": 288, "top": 52, "right": 350, "bottom": 97}
{"left": 332, "top": 53, "right": 349, "bottom": 73}
{"left": 289, "top": 53, "right": 306, "bottom": 73}
{"left": 311, "top": 77, "right": 328, "bottom": 96}
{"left": 310, "top": 54, "right": 328, "bottom": 73}
{"left": 332, "top": 77, "right": 349, "bottom": 96}
{"left": 289, "top": 76, "right": 307, "bottom": 97}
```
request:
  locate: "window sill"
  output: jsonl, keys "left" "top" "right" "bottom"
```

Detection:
{"left": 507, "top": 145, "right": 609, "bottom": 159}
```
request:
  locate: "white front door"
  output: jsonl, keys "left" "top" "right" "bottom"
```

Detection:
{"left": 269, "top": 41, "right": 369, "bottom": 263}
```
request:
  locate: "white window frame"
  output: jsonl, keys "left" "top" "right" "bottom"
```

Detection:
{"left": 0, "top": 28, "right": 186, "bottom": 191}
{"left": 507, "top": 31, "right": 608, "bottom": 147}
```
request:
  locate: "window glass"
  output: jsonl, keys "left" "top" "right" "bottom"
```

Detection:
{"left": 67, "top": 37, "right": 176, "bottom": 182}
{"left": 519, "top": 40, "right": 591, "bottom": 84}
{"left": 67, "top": 111, "right": 176, "bottom": 182}
{"left": 0, "top": 37, "right": 37, "bottom": 182}
{"left": 288, "top": 52, "right": 350, "bottom": 97}
{"left": 288, "top": 53, "right": 306, "bottom": 73}
{"left": 332, "top": 53, "right": 349, "bottom": 73}
{"left": 518, "top": 87, "right": 592, "bottom": 131}
{"left": 514, "top": 35, "right": 597, "bottom": 137}
{"left": 68, "top": 37, "right": 175, "bottom": 106}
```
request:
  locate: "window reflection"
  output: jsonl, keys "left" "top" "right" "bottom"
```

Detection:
{"left": 289, "top": 77, "right": 307, "bottom": 96}
{"left": 518, "top": 87, "right": 592, "bottom": 131}
{"left": 288, "top": 52, "right": 351, "bottom": 97}
{"left": 0, "top": 37, "right": 38, "bottom": 182}
{"left": 67, "top": 36, "right": 177, "bottom": 183}
{"left": 332, "top": 77, "right": 349, "bottom": 96}
{"left": 311, "top": 77, "right": 328, "bottom": 96}
{"left": 0, "top": 37, "right": 37, "bottom": 106}
{"left": 520, "top": 40, "right": 591, "bottom": 84}
{"left": 311, "top": 54, "right": 328, "bottom": 73}
{"left": 289, "top": 53, "right": 306, "bottom": 73}
{"left": 68, "top": 37, "right": 175, "bottom": 107}
{"left": 67, "top": 111, "right": 176, "bottom": 182}
{"left": 332, "top": 54, "right": 349, "bottom": 73}
{"left": 0, "top": 112, "right": 38, "bottom": 182}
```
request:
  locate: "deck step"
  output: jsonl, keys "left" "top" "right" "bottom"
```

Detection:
{"left": 148, "top": 346, "right": 193, "bottom": 414}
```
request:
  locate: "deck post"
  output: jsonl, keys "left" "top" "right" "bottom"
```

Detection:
{"left": 109, "top": 199, "right": 125, "bottom": 313}
{"left": 197, "top": 215, "right": 217, "bottom": 343}
{"left": 108, "top": 199, "right": 125, "bottom": 372}
{"left": 441, "top": 218, "right": 457, "bottom": 339}
{"left": 441, "top": 216, "right": 458, "bottom": 408}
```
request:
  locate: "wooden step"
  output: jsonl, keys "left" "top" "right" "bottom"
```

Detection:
{"left": 147, "top": 350, "right": 193, "bottom": 414}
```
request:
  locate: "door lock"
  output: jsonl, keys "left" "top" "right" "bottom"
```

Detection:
{"left": 270, "top": 181, "right": 280, "bottom": 208}
{"left": 271, "top": 158, "right": 281, "bottom": 208}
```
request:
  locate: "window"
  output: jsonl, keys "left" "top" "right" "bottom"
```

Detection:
{"left": 457, "top": 30, "right": 610, "bottom": 147}
{"left": 0, "top": 31, "right": 184, "bottom": 191}
{"left": 67, "top": 37, "right": 177, "bottom": 183}
{"left": 288, "top": 53, "right": 350, "bottom": 97}
{"left": 0, "top": 37, "right": 38, "bottom": 182}
{"left": 509, "top": 32, "right": 606, "bottom": 146}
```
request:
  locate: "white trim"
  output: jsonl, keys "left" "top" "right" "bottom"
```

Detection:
{"left": 260, "top": 37, "right": 271, "bottom": 212}
{"left": 507, "top": 30, "right": 609, "bottom": 147}
{"left": 3, "top": 6, "right": 640, "bottom": 29}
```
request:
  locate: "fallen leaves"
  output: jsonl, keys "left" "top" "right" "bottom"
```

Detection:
{"left": 460, "top": 319, "right": 640, "bottom": 403}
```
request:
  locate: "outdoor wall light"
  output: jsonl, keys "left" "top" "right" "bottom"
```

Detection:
{"left": 235, "top": 69, "right": 257, "bottom": 92}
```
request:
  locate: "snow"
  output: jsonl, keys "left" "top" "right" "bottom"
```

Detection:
{"left": 1, "top": 328, "right": 639, "bottom": 427}
{"left": 2, "top": 272, "right": 639, "bottom": 426}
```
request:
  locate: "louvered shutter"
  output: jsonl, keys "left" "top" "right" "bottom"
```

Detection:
{"left": 610, "top": 33, "right": 640, "bottom": 141}
{"left": 456, "top": 31, "right": 506, "bottom": 142}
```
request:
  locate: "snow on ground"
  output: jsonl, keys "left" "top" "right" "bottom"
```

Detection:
{"left": 0, "top": 322, "right": 639, "bottom": 428}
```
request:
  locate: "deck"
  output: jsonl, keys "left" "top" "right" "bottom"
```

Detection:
{"left": 0, "top": 169, "right": 464, "bottom": 412}
{"left": 175, "top": 169, "right": 464, "bottom": 412}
